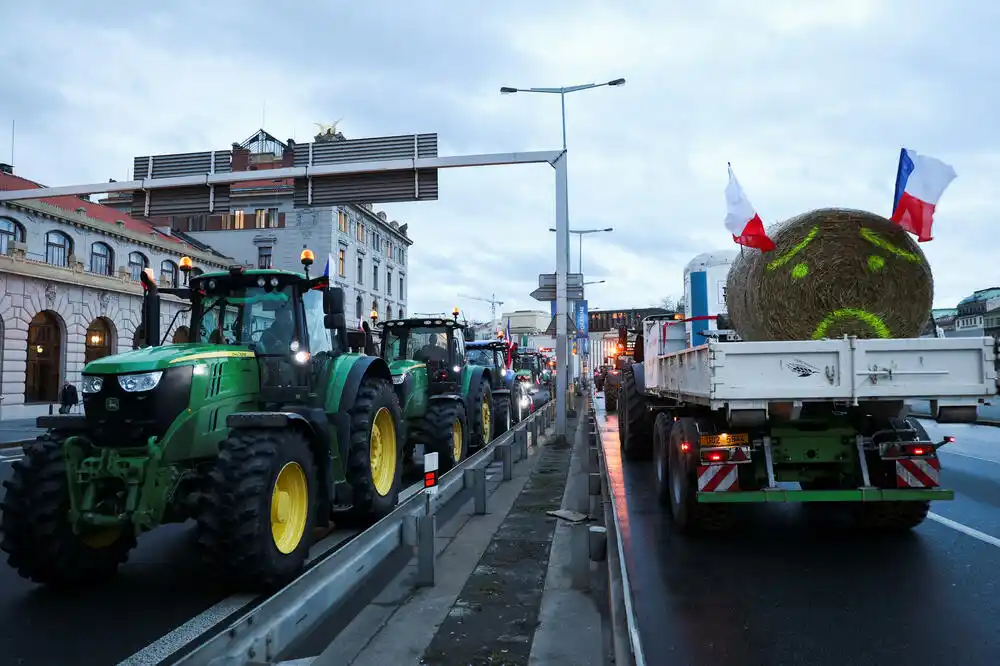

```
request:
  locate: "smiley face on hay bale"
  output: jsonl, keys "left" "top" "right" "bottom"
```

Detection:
{"left": 725, "top": 208, "right": 933, "bottom": 341}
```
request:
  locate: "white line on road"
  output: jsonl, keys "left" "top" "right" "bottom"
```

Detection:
{"left": 928, "top": 512, "right": 1000, "bottom": 549}
{"left": 939, "top": 450, "right": 1000, "bottom": 466}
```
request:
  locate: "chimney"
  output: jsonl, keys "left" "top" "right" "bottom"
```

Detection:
{"left": 0, "top": 163, "right": 13, "bottom": 175}
{"left": 231, "top": 145, "right": 250, "bottom": 172}
{"left": 282, "top": 143, "right": 296, "bottom": 168}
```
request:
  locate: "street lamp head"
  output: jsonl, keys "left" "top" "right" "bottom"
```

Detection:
{"left": 608, "top": 78, "right": 626, "bottom": 87}
{"left": 603, "top": 227, "right": 613, "bottom": 232}
{"left": 500, "top": 86, "right": 518, "bottom": 94}
{"left": 548, "top": 227, "right": 557, "bottom": 232}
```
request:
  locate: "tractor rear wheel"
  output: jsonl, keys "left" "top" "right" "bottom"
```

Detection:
{"left": 198, "top": 428, "right": 318, "bottom": 590}
{"left": 1, "top": 433, "right": 135, "bottom": 587}
{"left": 425, "top": 399, "right": 468, "bottom": 472}
{"left": 345, "top": 377, "right": 404, "bottom": 521}
{"left": 620, "top": 367, "right": 651, "bottom": 460}
{"left": 469, "top": 380, "right": 493, "bottom": 450}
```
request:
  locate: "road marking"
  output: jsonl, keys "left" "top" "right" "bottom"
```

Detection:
{"left": 928, "top": 512, "right": 1000, "bottom": 549}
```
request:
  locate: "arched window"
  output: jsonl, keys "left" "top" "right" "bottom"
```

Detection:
{"left": 45, "top": 231, "right": 72, "bottom": 267}
{"left": 0, "top": 217, "right": 26, "bottom": 255}
{"left": 160, "top": 260, "right": 178, "bottom": 288}
{"left": 386, "top": 305, "right": 392, "bottom": 321}
{"left": 128, "top": 252, "right": 148, "bottom": 281}
{"left": 85, "top": 317, "right": 114, "bottom": 363}
{"left": 26, "top": 311, "right": 62, "bottom": 403}
{"left": 90, "top": 242, "right": 114, "bottom": 276}
{"left": 355, "top": 295, "right": 363, "bottom": 320}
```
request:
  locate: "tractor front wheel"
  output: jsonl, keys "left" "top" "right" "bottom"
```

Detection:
{"left": 425, "top": 399, "right": 468, "bottom": 472}
{"left": 494, "top": 393, "right": 512, "bottom": 436}
{"left": 1, "top": 433, "right": 136, "bottom": 587}
{"left": 469, "top": 381, "right": 493, "bottom": 450}
{"left": 345, "top": 378, "right": 404, "bottom": 522}
{"left": 198, "top": 428, "right": 318, "bottom": 590}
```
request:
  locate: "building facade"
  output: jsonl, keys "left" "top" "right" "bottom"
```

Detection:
{"left": 101, "top": 129, "right": 413, "bottom": 329}
{"left": 0, "top": 168, "right": 232, "bottom": 420}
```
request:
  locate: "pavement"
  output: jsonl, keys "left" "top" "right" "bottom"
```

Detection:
{"left": 595, "top": 393, "right": 1000, "bottom": 666}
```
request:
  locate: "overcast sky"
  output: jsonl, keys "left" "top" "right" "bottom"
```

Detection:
{"left": 2, "top": 1, "right": 996, "bottom": 321}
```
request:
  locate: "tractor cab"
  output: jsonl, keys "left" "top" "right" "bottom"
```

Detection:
{"left": 381, "top": 316, "right": 467, "bottom": 394}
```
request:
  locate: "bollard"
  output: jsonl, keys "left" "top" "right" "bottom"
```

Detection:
{"left": 415, "top": 514, "right": 436, "bottom": 587}
{"left": 530, "top": 419, "right": 539, "bottom": 447}
{"left": 464, "top": 466, "right": 488, "bottom": 515}
{"left": 515, "top": 429, "right": 528, "bottom": 462}
{"left": 570, "top": 524, "right": 590, "bottom": 590}
{"left": 588, "top": 526, "right": 608, "bottom": 562}
{"left": 588, "top": 472, "right": 601, "bottom": 497}
{"left": 588, "top": 446, "right": 599, "bottom": 472}
{"left": 499, "top": 442, "right": 513, "bottom": 481}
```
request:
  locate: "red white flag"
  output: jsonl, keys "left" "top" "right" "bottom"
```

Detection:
{"left": 724, "top": 164, "right": 775, "bottom": 251}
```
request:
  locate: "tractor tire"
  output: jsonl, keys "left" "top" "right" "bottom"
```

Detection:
{"left": 198, "top": 428, "right": 318, "bottom": 590}
{"left": 494, "top": 393, "right": 512, "bottom": 436}
{"left": 652, "top": 413, "right": 673, "bottom": 506}
{"left": 425, "top": 399, "right": 469, "bottom": 472}
{"left": 667, "top": 418, "right": 732, "bottom": 533}
{"left": 605, "top": 388, "right": 618, "bottom": 412}
{"left": 345, "top": 378, "right": 405, "bottom": 521}
{"left": 620, "top": 367, "right": 651, "bottom": 460}
{"left": 1, "top": 433, "right": 136, "bottom": 587}
{"left": 469, "top": 380, "right": 493, "bottom": 451}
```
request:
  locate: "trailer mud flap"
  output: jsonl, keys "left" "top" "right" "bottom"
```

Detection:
{"left": 895, "top": 458, "right": 941, "bottom": 488}
{"left": 697, "top": 464, "right": 739, "bottom": 492}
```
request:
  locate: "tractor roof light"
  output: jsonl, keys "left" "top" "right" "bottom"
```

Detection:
{"left": 300, "top": 248, "right": 315, "bottom": 267}
{"left": 370, "top": 309, "right": 379, "bottom": 320}
{"left": 452, "top": 307, "right": 460, "bottom": 319}
{"left": 179, "top": 256, "right": 193, "bottom": 272}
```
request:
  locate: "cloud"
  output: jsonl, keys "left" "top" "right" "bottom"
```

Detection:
{"left": 2, "top": 0, "right": 998, "bottom": 323}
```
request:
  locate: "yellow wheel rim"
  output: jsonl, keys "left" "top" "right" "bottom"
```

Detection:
{"left": 271, "top": 461, "right": 309, "bottom": 555}
{"left": 82, "top": 526, "right": 123, "bottom": 549}
{"left": 481, "top": 398, "right": 491, "bottom": 443}
{"left": 370, "top": 407, "right": 397, "bottom": 497}
{"left": 453, "top": 417, "right": 464, "bottom": 461}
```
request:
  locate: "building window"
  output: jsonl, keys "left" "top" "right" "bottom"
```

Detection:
{"left": 254, "top": 208, "right": 278, "bottom": 229}
{"left": 128, "top": 252, "right": 148, "bottom": 281}
{"left": 45, "top": 231, "right": 72, "bottom": 267}
{"left": 338, "top": 210, "right": 348, "bottom": 233}
{"left": 90, "top": 242, "right": 114, "bottom": 276}
{"left": 338, "top": 249, "right": 346, "bottom": 277}
{"left": 356, "top": 222, "right": 365, "bottom": 242}
{"left": 0, "top": 217, "right": 25, "bottom": 254}
{"left": 258, "top": 246, "right": 273, "bottom": 269}
{"left": 222, "top": 211, "right": 246, "bottom": 230}
{"left": 399, "top": 274, "right": 404, "bottom": 296}
{"left": 355, "top": 295, "right": 363, "bottom": 321}
{"left": 160, "top": 260, "right": 179, "bottom": 288}
{"left": 372, "top": 263, "right": 379, "bottom": 290}
{"left": 26, "top": 311, "right": 61, "bottom": 403}
{"left": 85, "top": 317, "right": 113, "bottom": 364}
{"left": 387, "top": 268, "right": 393, "bottom": 295}
{"left": 386, "top": 304, "right": 392, "bottom": 321}
{"left": 371, "top": 298, "right": 378, "bottom": 316}
{"left": 357, "top": 256, "right": 364, "bottom": 284}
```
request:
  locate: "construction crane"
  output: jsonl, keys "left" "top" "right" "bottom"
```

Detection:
{"left": 458, "top": 293, "right": 505, "bottom": 324}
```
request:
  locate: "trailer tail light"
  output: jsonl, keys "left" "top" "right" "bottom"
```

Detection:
{"left": 680, "top": 442, "right": 691, "bottom": 452}
{"left": 700, "top": 446, "right": 752, "bottom": 464}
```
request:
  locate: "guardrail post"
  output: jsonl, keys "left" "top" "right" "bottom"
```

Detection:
{"left": 515, "top": 429, "right": 528, "bottom": 462}
{"left": 529, "top": 418, "right": 538, "bottom": 449}
{"left": 588, "top": 525, "right": 608, "bottom": 562}
{"left": 588, "top": 445, "right": 599, "bottom": 472}
{"left": 499, "top": 442, "right": 513, "bottom": 481}
{"left": 464, "top": 466, "right": 488, "bottom": 515}
{"left": 589, "top": 472, "right": 602, "bottom": 517}
{"left": 415, "top": 514, "right": 436, "bottom": 587}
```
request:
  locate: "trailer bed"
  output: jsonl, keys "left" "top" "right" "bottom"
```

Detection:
{"left": 642, "top": 335, "right": 997, "bottom": 410}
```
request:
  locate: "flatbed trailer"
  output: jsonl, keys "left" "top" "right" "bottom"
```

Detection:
{"left": 616, "top": 317, "right": 998, "bottom": 532}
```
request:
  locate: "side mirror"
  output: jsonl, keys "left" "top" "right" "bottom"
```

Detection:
{"left": 324, "top": 313, "right": 347, "bottom": 330}
{"left": 325, "top": 286, "right": 345, "bottom": 316}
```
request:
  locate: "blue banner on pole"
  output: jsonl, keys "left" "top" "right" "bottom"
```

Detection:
{"left": 575, "top": 300, "right": 588, "bottom": 338}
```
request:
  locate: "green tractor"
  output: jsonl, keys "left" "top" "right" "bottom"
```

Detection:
{"left": 378, "top": 315, "right": 494, "bottom": 472}
{"left": 0, "top": 251, "right": 404, "bottom": 590}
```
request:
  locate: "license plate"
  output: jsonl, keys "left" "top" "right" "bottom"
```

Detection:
{"left": 699, "top": 433, "right": 749, "bottom": 446}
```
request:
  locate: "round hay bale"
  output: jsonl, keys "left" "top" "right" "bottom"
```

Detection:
{"left": 724, "top": 208, "right": 933, "bottom": 341}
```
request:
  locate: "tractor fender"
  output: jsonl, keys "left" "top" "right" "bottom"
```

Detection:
{"left": 465, "top": 367, "right": 490, "bottom": 422}
{"left": 332, "top": 355, "right": 394, "bottom": 474}
{"left": 630, "top": 362, "right": 646, "bottom": 395}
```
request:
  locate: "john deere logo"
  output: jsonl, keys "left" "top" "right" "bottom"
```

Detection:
{"left": 105, "top": 397, "right": 120, "bottom": 411}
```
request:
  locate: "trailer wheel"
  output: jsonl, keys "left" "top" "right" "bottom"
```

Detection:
{"left": 653, "top": 413, "right": 673, "bottom": 506}
{"left": 668, "top": 418, "right": 731, "bottom": 533}
{"left": 620, "top": 366, "right": 651, "bottom": 460}
{"left": 853, "top": 501, "right": 930, "bottom": 531}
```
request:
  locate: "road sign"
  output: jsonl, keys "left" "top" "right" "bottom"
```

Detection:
{"left": 538, "top": 273, "right": 583, "bottom": 289}
{"left": 531, "top": 286, "right": 584, "bottom": 301}
{"left": 544, "top": 314, "right": 577, "bottom": 336}
{"left": 575, "top": 300, "right": 589, "bottom": 339}
{"left": 125, "top": 134, "right": 440, "bottom": 216}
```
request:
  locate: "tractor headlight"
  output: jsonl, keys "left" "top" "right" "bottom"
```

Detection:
{"left": 293, "top": 351, "right": 310, "bottom": 364}
{"left": 392, "top": 373, "right": 405, "bottom": 385}
{"left": 118, "top": 371, "right": 163, "bottom": 393}
{"left": 82, "top": 375, "right": 104, "bottom": 394}
{"left": 519, "top": 396, "right": 530, "bottom": 408}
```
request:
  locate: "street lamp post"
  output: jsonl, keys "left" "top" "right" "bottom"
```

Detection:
{"left": 548, "top": 226, "right": 614, "bottom": 274}
{"left": 501, "top": 77, "right": 625, "bottom": 436}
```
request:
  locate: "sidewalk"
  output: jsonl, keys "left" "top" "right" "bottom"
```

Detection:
{"left": 305, "top": 409, "right": 608, "bottom": 666}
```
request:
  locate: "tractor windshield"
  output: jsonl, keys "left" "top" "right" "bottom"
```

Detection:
{"left": 466, "top": 348, "right": 497, "bottom": 368}
{"left": 385, "top": 326, "right": 452, "bottom": 366}
{"left": 193, "top": 286, "right": 295, "bottom": 350}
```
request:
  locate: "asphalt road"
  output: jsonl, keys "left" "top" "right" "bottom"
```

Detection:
{"left": 596, "top": 395, "right": 1000, "bottom": 666}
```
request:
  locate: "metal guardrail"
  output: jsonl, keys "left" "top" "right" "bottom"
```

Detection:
{"left": 174, "top": 401, "right": 556, "bottom": 666}
{"left": 589, "top": 393, "right": 646, "bottom": 666}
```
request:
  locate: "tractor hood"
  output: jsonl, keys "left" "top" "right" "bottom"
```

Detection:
{"left": 83, "top": 344, "right": 256, "bottom": 375}
{"left": 389, "top": 359, "right": 427, "bottom": 376}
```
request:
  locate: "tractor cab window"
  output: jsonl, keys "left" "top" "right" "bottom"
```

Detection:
{"left": 453, "top": 330, "right": 465, "bottom": 365}
{"left": 467, "top": 348, "right": 495, "bottom": 368}
{"left": 302, "top": 288, "right": 336, "bottom": 355}
{"left": 194, "top": 286, "right": 297, "bottom": 352}
{"left": 385, "top": 326, "right": 450, "bottom": 366}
